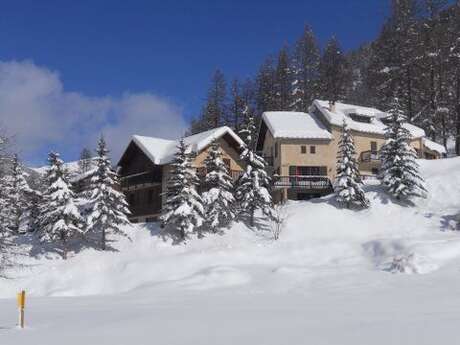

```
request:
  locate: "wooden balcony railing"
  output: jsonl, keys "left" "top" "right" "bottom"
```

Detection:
{"left": 273, "top": 175, "right": 333, "bottom": 191}
{"left": 120, "top": 170, "right": 162, "bottom": 189}
{"left": 360, "top": 151, "right": 380, "bottom": 162}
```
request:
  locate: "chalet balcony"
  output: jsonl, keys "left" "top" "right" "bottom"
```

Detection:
{"left": 360, "top": 150, "right": 380, "bottom": 163}
{"left": 120, "top": 170, "right": 162, "bottom": 190}
{"left": 273, "top": 175, "right": 333, "bottom": 191}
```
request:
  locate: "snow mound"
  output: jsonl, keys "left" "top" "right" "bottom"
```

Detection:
{"left": 2, "top": 158, "right": 460, "bottom": 298}
{"left": 383, "top": 253, "right": 438, "bottom": 275}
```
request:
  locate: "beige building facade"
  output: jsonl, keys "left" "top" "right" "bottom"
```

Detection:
{"left": 256, "top": 100, "right": 445, "bottom": 202}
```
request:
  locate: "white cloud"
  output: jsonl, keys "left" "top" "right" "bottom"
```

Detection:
{"left": 0, "top": 60, "right": 187, "bottom": 164}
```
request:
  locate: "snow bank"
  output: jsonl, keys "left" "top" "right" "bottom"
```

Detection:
{"left": 2, "top": 158, "right": 460, "bottom": 298}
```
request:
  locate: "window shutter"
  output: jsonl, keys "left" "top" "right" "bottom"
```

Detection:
{"left": 289, "top": 166, "right": 296, "bottom": 176}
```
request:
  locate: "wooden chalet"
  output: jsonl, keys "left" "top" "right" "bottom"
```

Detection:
{"left": 117, "top": 126, "right": 245, "bottom": 223}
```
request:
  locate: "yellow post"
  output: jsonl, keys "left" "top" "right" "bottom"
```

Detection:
{"left": 16, "top": 290, "right": 25, "bottom": 328}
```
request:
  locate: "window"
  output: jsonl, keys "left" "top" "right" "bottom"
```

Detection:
{"left": 350, "top": 113, "right": 371, "bottom": 123}
{"left": 371, "top": 141, "right": 377, "bottom": 152}
{"left": 301, "top": 145, "right": 307, "bottom": 154}
{"left": 310, "top": 146, "right": 316, "bottom": 154}
{"left": 372, "top": 168, "right": 379, "bottom": 175}
{"left": 274, "top": 142, "right": 278, "bottom": 158}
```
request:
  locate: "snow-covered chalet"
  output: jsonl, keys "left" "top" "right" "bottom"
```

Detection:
{"left": 256, "top": 100, "right": 446, "bottom": 202}
{"left": 117, "top": 127, "right": 245, "bottom": 223}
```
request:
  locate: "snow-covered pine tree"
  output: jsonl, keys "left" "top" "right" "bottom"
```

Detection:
{"left": 235, "top": 107, "right": 275, "bottom": 227}
{"left": 335, "top": 120, "right": 369, "bottom": 208}
{"left": 8, "top": 154, "right": 34, "bottom": 233}
{"left": 86, "top": 136, "right": 130, "bottom": 250}
{"left": 380, "top": 97, "right": 427, "bottom": 200}
{"left": 161, "top": 139, "right": 205, "bottom": 240}
{"left": 39, "top": 151, "right": 83, "bottom": 259}
{"left": 0, "top": 173, "right": 15, "bottom": 234}
{"left": 202, "top": 139, "right": 235, "bottom": 232}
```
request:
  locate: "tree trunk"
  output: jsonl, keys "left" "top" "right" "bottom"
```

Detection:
{"left": 456, "top": 72, "right": 460, "bottom": 155}
{"left": 102, "top": 228, "right": 106, "bottom": 251}
{"left": 250, "top": 208, "right": 255, "bottom": 227}
{"left": 61, "top": 232, "right": 67, "bottom": 260}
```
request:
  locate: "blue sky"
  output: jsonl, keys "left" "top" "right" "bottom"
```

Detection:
{"left": 0, "top": 0, "right": 390, "bottom": 165}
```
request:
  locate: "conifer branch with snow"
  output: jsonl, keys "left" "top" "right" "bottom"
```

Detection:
{"left": 8, "top": 154, "right": 35, "bottom": 233}
{"left": 335, "top": 120, "right": 369, "bottom": 208}
{"left": 161, "top": 139, "right": 205, "bottom": 241}
{"left": 86, "top": 136, "right": 131, "bottom": 250}
{"left": 202, "top": 139, "right": 235, "bottom": 232}
{"left": 380, "top": 97, "right": 427, "bottom": 201}
{"left": 38, "top": 151, "right": 83, "bottom": 259}
{"left": 235, "top": 108, "right": 276, "bottom": 227}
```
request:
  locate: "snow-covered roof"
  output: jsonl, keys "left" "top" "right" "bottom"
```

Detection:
{"left": 262, "top": 111, "right": 332, "bottom": 140}
{"left": 129, "top": 126, "right": 244, "bottom": 166}
{"left": 423, "top": 138, "right": 446, "bottom": 155}
{"left": 312, "top": 100, "right": 426, "bottom": 139}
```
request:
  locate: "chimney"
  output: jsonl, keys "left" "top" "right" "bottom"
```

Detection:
{"left": 329, "top": 101, "right": 336, "bottom": 113}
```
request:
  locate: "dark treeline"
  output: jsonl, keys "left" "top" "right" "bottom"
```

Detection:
{"left": 190, "top": 0, "right": 460, "bottom": 153}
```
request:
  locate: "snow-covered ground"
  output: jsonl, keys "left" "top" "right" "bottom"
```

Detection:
{"left": 1, "top": 158, "right": 460, "bottom": 344}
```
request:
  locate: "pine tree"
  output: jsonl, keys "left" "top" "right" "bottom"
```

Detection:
{"left": 161, "top": 139, "right": 205, "bottom": 240}
{"left": 189, "top": 70, "right": 227, "bottom": 134}
{"left": 291, "top": 25, "right": 320, "bottom": 111}
{"left": 227, "top": 79, "right": 246, "bottom": 132}
{"left": 235, "top": 108, "right": 275, "bottom": 227}
{"left": 39, "top": 152, "right": 82, "bottom": 259}
{"left": 274, "top": 46, "right": 292, "bottom": 110}
{"left": 86, "top": 136, "right": 130, "bottom": 250}
{"left": 8, "top": 154, "right": 34, "bottom": 233}
{"left": 202, "top": 140, "right": 235, "bottom": 232}
{"left": 335, "top": 121, "right": 369, "bottom": 208}
{"left": 256, "top": 57, "right": 277, "bottom": 114}
{"left": 0, "top": 174, "right": 15, "bottom": 233}
{"left": 319, "top": 36, "right": 348, "bottom": 104}
{"left": 448, "top": 2, "right": 460, "bottom": 154}
{"left": 380, "top": 98, "right": 427, "bottom": 200}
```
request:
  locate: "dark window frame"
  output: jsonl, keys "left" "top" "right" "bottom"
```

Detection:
{"left": 371, "top": 141, "right": 378, "bottom": 152}
{"left": 301, "top": 145, "right": 307, "bottom": 154}
{"left": 310, "top": 146, "right": 316, "bottom": 154}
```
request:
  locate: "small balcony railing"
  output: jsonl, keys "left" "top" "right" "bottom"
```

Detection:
{"left": 120, "top": 171, "right": 162, "bottom": 189}
{"left": 273, "top": 175, "right": 333, "bottom": 191}
{"left": 360, "top": 151, "right": 380, "bottom": 162}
